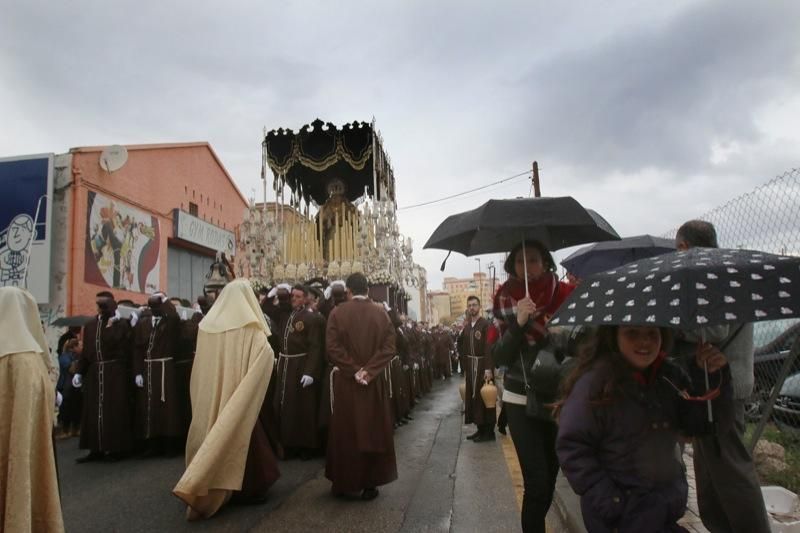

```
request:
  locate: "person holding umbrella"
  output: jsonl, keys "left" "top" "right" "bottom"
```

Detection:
{"left": 554, "top": 324, "right": 732, "bottom": 532}
{"left": 673, "top": 220, "right": 771, "bottom": 533}
{"left": 547, "top": 236, "right": 800, "bottom": 532}
{"left": 488, "top": 240, "right": 575, "bottom": 533}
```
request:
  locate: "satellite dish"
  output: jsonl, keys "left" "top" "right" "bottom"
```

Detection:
{"left": 99, "top": 145, "right": 128, "bottom": 172}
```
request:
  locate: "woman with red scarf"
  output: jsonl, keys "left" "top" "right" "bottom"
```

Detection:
{"left": 488, "top": 240, "right": 573, "bottom": 533}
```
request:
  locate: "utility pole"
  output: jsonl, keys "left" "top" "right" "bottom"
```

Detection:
{"left": 474, "top": 257, "right": 482, "bottom": 302}
{"left": 532, "top": 161, "right": 541, "bottom": 198}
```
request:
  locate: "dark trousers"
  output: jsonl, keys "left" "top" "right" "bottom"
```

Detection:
{"left": 506, "top": 403, "right": 559, "bottom": 533}
{"left": 694, "top": 400, "right": 771, "bottom": 533}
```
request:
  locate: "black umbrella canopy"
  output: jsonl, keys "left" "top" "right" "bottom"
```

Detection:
{"left": 561, "top": 234, "right": 676, "bottom": 278}
{"left": 423, "top": 197, "right": 620, "bottom": 256}
{"left": 549, "top": 248, "right": 800, "bottom": 330}
{"left": 51, "top": 315, "right": 95, "bottom": 328}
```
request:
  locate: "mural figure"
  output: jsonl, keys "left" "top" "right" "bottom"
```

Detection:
{"left": 0, "top": 213, "right": 36, "bottom": 287}
{"left": 86, "top": 192, "right": 159, "bottom": 294}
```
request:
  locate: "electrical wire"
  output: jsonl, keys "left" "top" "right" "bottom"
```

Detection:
{"left": 397, "top": 170, "right": 531, "bottom": 211}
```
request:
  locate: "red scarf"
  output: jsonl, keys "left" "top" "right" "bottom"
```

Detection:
{"left": 488, "top": 273, "right": 574, "bottom": 346}
{"left": 631, "top": 351, "right": 667, "bottom": 385}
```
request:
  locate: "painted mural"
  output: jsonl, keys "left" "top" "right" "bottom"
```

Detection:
{"left": 84, "top": 191, "right": 160, "bottom": 293}
{"left": 0, "top": 154, "right": 53, "bottom": 302}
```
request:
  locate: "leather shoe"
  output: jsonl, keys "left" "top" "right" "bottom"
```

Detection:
{"left": 473, "top": 432, "right": 496, "bottom": 443}
{"left": 497, "top": 425, "right": 507, "bottom": 436}
{"left": 361, "top": 488, "right": 379, "bottom": 501}
{"left": 466, "top": 430, "right": 481, "bottom": 440}
{"left": 76, "top": 451, "right": 104, "bottom": 464}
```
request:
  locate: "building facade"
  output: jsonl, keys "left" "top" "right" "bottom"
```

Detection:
{"left": 65, "top": 143, "right": 248, "bottom": 315}
{"left": 0, "top": 142, "right": 251, "bottom": 351}
{"left": 442, "top": 272, "right": 494, "bottom": 319}
{"left": 426, "top": 290, "right": 452, "bottom": 325}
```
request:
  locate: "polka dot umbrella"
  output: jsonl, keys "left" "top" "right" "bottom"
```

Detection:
{"left": 548, "top": 247, "right": 800, "bottom": 329}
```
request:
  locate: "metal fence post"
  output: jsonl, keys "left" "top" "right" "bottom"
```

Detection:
{"left": 748, "top": 337, "right": 800, "bottom": 453}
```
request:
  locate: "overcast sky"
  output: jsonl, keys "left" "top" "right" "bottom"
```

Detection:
{"left": 2, "top": 0, "right": 799, "bottom": 290}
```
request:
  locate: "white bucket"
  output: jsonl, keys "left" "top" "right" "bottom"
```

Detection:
{"left": 762, "top": 486, "right": 800, "bottom": 533}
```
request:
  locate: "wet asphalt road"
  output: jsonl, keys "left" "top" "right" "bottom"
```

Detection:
{"left": 58, "top": 377, "right": 520, "bottom": 533}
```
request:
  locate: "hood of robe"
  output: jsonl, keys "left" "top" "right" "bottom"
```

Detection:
{"left": 199, "top": 278, "right": 271, "bottom": 335}
{"left": 0, "top": 286, "right": 55, "bottom": 375}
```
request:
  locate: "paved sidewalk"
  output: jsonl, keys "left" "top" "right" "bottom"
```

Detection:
{"left": 679, "top": 449, "right": 710, "bottom": 533}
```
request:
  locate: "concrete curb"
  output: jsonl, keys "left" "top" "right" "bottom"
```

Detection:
{"left": 546, "top": 473, "right": 587, "bottom": 533}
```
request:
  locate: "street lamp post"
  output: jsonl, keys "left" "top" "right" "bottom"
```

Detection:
{"left": 488, "top": 262, "right": 496, "bottom": 298}
{"left": 474, "top": 257, "right": 482, "bottom": 313}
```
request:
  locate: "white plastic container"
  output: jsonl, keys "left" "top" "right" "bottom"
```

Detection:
{"left": 762, "top": 486, "right": 800, "bottom": 533}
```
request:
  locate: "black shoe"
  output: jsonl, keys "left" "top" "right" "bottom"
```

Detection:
{"left": 299, "top": 449, "right": 314, "bottom": 461}
{"left": 137, "top": 445, "right": 161, "bottom": 459}
{"left": 76, "top": 451, "right": 104, "bottom": 464}
{"left": 404, "top": 415, "right": 414, "bottom": 421}
{"left": 361, "top": 488, "right": 379, "bottom": 501}
{"left": 105, "top": 452, "right": 127, "bottom": 462}
{"left": 498, "top": 425, "right": 507, "bottom": 436}
{"left": 231, "top": 492, "right": 268, "bottom": 505}
{"left": 466, "top": 430, "right": 481, "bottom": 440}
{"left": 473, "top": 432, "right": 496, "bottom": 443}
{"left": 332, "top": 490, "right": 360, "bottom": 501}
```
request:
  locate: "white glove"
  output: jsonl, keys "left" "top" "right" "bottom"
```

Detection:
{"left": 300, "top": 375, "right": 314, "bottom": 388}
{"left": 130, "top": 311, "right": 139, "bottom": 327}
{"left": 56, "top": 391, "right": 63, "bottom": 407}
{"left": 413, "top": 363, "right": 419, "bottom": 370}
{"left": 72, "top": 374, "right": 83, "bottom": 388}
{"left": 403, "top": 364, "right": 409, "bottom": 371}
{"left": 135, "top": 374, "right": 144, "bottom": 388}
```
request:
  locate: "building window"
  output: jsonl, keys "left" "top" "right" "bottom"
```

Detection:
{"left": 189, "top": 202, "right": 198, "bottom": 216}
{"left": 184, "top": 185, "right": 188, "bottom": 194}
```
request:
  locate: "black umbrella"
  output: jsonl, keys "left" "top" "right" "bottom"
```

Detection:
{"left": 549, "top": 247, "right": 800, "bottom": 329}
{"left": 561, "top": 234, "right": 676, "bottom": 279}
{"left": 51, "top": 315, "right": 95, "bottom": 328}
{"left": 423, "top": 197, "right": 620, "bottom": 257}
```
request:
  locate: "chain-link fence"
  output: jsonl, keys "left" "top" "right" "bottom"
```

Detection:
{"left": 663, "top": 167, "right": 800, "bottom": 451}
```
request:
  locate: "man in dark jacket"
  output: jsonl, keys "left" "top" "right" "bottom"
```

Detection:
{"left": 675, "top": 220, "right": 771, "bottom": 533}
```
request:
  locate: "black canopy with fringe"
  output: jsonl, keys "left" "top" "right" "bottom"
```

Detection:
{"left": 263, "top": 118, "right": 395, "bottom": 205}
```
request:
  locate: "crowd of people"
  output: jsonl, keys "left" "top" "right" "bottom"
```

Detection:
{"left": 0, "top": 219, "right": 774, "bottom": 533}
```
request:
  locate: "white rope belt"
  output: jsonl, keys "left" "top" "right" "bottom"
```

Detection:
{"left": 145, "top": 357, "right": 173, "bottom": 402}
{"left": 384, "top": 361, "right": 394, "bottom": 399}
{"left": 330, "top": 366, "right": 340, "bottom": 414}
{"left": 278, "top": 352, "right": 307, "bottom": 408}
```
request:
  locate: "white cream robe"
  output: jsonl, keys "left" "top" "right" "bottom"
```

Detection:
{"left": 173, "top": 279, "right": 274, "bottom": 520}
{"left": 0, "top": 287, "right": 64, "bottom": 533}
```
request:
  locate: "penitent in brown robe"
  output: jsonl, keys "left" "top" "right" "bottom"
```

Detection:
{"left": 457, "top": 317, "right": 495, "bottom": 426}
{"left": 77, "top": 315, "right": 134, "bottom": 454}
{"left": 133, "top": 305, "right": 183, "bottom": 440}
{"left": 273, "top": 307, "right": 324, "bottom": 450}
{"left": 325, "top": 297, "right": 397, "bottom": 494}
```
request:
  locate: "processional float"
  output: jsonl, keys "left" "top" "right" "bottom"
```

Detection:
{"left": 237, "top": 118, "right": 426, "bottom": 311}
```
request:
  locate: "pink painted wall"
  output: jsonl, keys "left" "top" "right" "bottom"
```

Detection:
{"left": 67, "top": 143, "right": 248, "bottom": 315}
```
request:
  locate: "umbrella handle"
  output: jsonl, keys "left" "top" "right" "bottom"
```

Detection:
{"left": 704, "top": 360, "right": 713, "bottom": 423}
{"left": 522, "top": 239, "right": 529, "bottom": 296}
